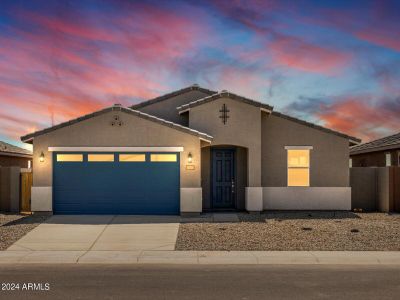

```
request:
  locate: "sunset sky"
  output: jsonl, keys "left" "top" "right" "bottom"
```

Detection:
{"left": 0, "top": 0, "right": 399, "bottom": 149}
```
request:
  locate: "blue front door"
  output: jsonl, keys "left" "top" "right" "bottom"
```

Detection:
{"left": 211, "top": 148, "right": 235, "bottom": 209}
{"left": 53, "top": 152, "right": 180, "bottom": 215}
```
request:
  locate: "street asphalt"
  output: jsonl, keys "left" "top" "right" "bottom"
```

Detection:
{"left": 0, "top": 264, "right": 400, "bottom": 299}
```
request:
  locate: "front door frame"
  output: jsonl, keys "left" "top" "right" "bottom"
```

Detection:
{"left": 210, "top": 147, "right": 237, "bottom": 210}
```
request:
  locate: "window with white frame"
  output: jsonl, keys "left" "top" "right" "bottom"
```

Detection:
{"left": 385, "top": 153, "right": 391, "bottom": 166}
{"left": 285, "top": 146, "right": 311, "bottom": 187}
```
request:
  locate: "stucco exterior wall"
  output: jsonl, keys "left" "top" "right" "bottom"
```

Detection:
{"left": 263, "top": 187, "right": 351, "bottom": 210}
{"left": 32, "top": 110, "right": 202, "bottom": 193}
{"left": 0, "top": 155, "right": 31, "bottom": 168}
{"left": 189, "top": 97, "right": 262, "bottom": 187}
{"left": 137, "top": 90, "right": 211, "bottom": 126}
{"left": 261, "top": 114, "right": 350, "bottom": 187}
{"left": 351, "top": 149, "right": 400, "bottom": 167}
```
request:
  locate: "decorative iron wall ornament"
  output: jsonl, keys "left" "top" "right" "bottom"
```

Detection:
{"left": 111, "top": 115, "right": 123, "bottom": 126}
{"left": 219, "top": 104, "right": 230, "bottom": 124}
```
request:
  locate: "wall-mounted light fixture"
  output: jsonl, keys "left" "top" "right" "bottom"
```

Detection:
{"left": 39, "top": 151, "right": 45, "bottom": 163}
{"left": 187, "top": 152, "right": 193, "bottom": 164}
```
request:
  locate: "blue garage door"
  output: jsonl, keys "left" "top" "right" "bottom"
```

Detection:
{"left": 53, "top": 152, "right": 180, "bottom": 214}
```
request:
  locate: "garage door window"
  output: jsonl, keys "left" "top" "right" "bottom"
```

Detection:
{"left": 119, "top": 154, "right": 146, "bottom": 162}
{"left": 88, "top": 154, "right": 114, "bottom": 162}
{"left": 57, "top": 154, "right": 83, "bottom": 162}
{"left": 150, "top": 154, "right": 177, "bottom": 162}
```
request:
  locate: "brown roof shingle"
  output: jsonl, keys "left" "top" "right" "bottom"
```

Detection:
{"left": 0, "top": 141, "right": 32, "bottom": 157}
{"left": 21, "top": 105, "right": 213, "bottom": 143}
{"left": 350, "top": 132, "right": 400, "bottom": 155}
{"left": 131, "top": 84, "right": 217, "bottom": 110}
{"left": 176, "top": 91, "right": 273, "bottom": 112}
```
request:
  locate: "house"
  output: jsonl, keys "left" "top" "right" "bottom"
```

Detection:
{"left": 350, "top": 132, "right": 400, "bottom": 167}
{"left": 20, "top": 85, "right": 361, "bottom": 215}
{"left": 0, "top": 141, "right": 32, "bottom": 168}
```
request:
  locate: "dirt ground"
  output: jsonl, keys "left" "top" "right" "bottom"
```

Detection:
{"left": 0, "top": 213, "right": 48, "bottom": 250}
{"left": 176, "top": 212, "right": 400, "bottom": 251}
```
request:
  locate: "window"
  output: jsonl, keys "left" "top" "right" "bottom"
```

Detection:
{"left": 150, "top": 154, "right": 177, "bottom": 162}
{"left": 88, "top": 154, "right": 114, "bottom": 162}
{"left": 287, "top": 149, "right": 310, "bottom": 187}
{"left": 386, "top": 153, "right": 391, "bottom": 166}
{"left": 349, "top": 158, "right": 352, "bottom": 168}
{"left": 57, "top": 154, "right": 83, "bottom": 162}
{"left": 119, "top": 154, "right": 146, "bottom": 162}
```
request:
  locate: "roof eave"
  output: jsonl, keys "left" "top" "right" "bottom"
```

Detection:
{"left": 20, "top": 105, "right": 213, "bottom": 142}
{"left": 350, "top": 143, "right": 400, "bottom": 155}
{"left": 0, "top": 152, "right": 32, "bottom": 158}
{"left": 176, "top": 92, "right": 274, "bottom": 112}
{"left": 131, "top": 85, "right": 217, "bottom": 110}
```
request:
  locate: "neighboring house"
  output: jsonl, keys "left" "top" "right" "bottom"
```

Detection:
{"left": 0, "top": 141, "right": 32, "bottom": 168}
{"left": 21, "top": 85, "right": 360, "bottom": 215}
{"left": 350, "top": 132, "right": 400, "bottom": 167}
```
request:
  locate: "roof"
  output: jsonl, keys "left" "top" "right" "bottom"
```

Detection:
{"left": 272, "top": 111, "right": 361, "bottom": 144}
{"left": 350, "top": 132, "right": 400, "bottom": 155}
{"left": 131, "top": 84, "right": 217, "bottom": 110}
{"left": 21, "top": 105, "right": 213, "bottom": 143}
{"left": 176, "top": 90, "right": 360, "bottom": 144}
{"left": 176, "top": 91, "right": 273, "bottom": 112}
{"left": 0, "top": 141, "right": 32, "bottom": 158}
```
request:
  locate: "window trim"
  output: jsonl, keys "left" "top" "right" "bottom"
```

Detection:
{"left": 286, "top": 146, "right": 311, "bottom": 187}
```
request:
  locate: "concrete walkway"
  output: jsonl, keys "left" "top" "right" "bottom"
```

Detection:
{"left": 7, "top": 215, "right": 180, "bottom": 251}
{"left": 1, "top": 250, "right": 400, "bottom": 265}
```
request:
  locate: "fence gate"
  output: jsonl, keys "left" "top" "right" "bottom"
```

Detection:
{"left": 20, "top": 171, "right": 32, "bottom": 213}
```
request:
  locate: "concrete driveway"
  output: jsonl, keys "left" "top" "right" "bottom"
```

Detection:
{"left": 7, "top": 215, "right": 180, "bottom": 251}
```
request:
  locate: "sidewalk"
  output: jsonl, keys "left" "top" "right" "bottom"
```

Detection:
{"left": 1, "top": 250, "right": 400, "bottom": 265}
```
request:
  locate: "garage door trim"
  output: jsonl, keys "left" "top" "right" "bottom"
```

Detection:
{"left": 48, "top": 146, "right": 184, "bottom": 152}
{"left": 52, "top": 151, "right": 180, "bottom": 215}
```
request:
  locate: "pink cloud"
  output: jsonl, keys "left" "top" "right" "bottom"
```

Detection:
{"left": 268, "top": 35, "right": 352, "bottom": 75}
{"left": 355, "top": 30, "right": 400, "bottom": 52}
{"left": 317, "top": 96, "right": 400, "bottom": 142}
{"left": 0, "top": 5, "right": 211, "bottom": 141}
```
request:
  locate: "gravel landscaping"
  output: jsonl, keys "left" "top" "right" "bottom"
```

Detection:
{"left": 176, "top": 212, "right": 400, "bottom": 251}
{"left": 0, "top": 213, "right": 49, "bottom": 250}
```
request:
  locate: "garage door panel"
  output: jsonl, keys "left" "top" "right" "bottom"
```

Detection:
{"left": 53, "top": 152, "right": 180, "bottom": 214}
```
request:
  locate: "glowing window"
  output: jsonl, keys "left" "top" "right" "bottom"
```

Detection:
{"left": 119, "top": 154, "right": 146, "bottom": 162}
{"left": 57, "top": 154, "right": 83, "bottom": 162}
{"left": 287, "top": 149, "right": 310, "bottom": 187}
{"left": 88, "top": 154, "right": 114, "bottom": 162}
{"left": 150, "top": 154, "right": 177, "bottom": 162}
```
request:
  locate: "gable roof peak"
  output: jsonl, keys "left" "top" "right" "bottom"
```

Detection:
{"left": 176, "top": 90, "right": 273, "bottom": 112}
{"left": 130, "top": 84, "right": 217, "bottom": 110}
{"left": 20, "top": 105, "right": 213, "bottom": 143}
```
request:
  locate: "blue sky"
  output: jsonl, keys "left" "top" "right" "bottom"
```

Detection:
{"left": 0, "top": 0, "right": 399, "bottom": 148}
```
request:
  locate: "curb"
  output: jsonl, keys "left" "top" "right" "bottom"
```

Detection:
{"left": 1, "top": 251, "right": 400, "bottom": 265}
